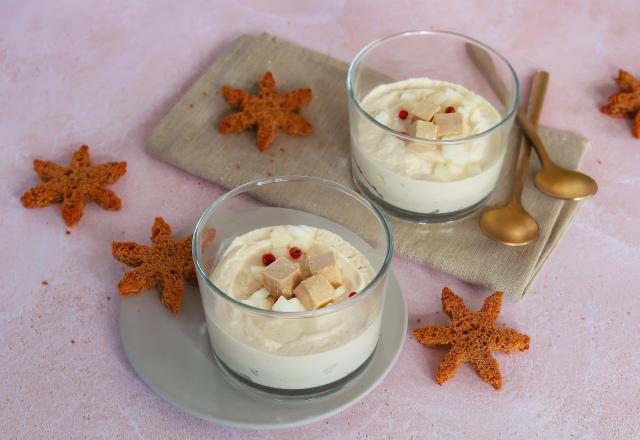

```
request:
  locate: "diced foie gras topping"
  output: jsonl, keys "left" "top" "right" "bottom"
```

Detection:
{"left": 301, "top": 250, "right": 342, "bottom": 288}
{"left": 433, "top": 112, "right": 464, "bottom": 137}
{"left": 411, "top": 98, "right": 441, "bottom": 122}
{"left": 262, "top": 258, "right": 302, "bottom": 299}
{"left": 293, "top": 274, "right": 336, "bottom": 310}
{"left": 407, "top": 120, "right": 438, "bottom": 140}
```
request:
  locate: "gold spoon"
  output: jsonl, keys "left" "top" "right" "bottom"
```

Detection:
{"left": 515, "top": 109, "right": 597, "bottom": 200}
{"left": 480, "top": 71, "right": 548, "bottom": 246}
{"left": 466, "top": 44, "right": 598, "bottom": 200}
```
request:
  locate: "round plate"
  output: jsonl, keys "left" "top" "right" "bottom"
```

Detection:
{"left": 119, "top": 271, "right": 407, "bottom": 429}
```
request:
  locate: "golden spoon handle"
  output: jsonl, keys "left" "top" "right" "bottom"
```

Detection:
{"left": 465, "top": 43, "right": 554, "bottom": 168}
{"left": 511, "top": 71, "right": 549, "bottom": 202}
{"left": 465, "top": 43, "right": 510, "bottom": 107}
{"left": 515, "top": 108, "right": 554, "bottom": 169}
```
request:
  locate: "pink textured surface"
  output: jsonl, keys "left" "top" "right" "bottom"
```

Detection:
{"left": 2, "top": 1, "right": 639, "bottom": 438}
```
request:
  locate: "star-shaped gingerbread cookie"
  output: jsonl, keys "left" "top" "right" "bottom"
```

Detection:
{"left": 21, "top": 145, "right": 127, "bottom": 227}
{"left": 601, "top": 69, "right": 640, "bottom": 138}
{"left": 218, "top": 71, "right": 314, "bottom": 151}
{"left": 413, "top": 287, "right": 530, "bottom": 390}
{"left": 112, "top": 217, "right": 198, "bottom": 314}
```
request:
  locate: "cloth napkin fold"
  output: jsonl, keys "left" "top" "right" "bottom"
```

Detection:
{"left": 148, "top": 33, "right": 587, "bottom": 299}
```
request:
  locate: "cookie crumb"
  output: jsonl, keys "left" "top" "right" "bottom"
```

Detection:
{"left": 201, "top": 227, "right": 217, "bottom": 247}
{"left": 65, "top": 230, "right": 71, "bottom": 235}
{"left": 235, "top": 164, "right": 240, "bottom": 169}
{"left": 600, "top": 69, "right": 640, "bottom": 138}
{"left": 106, "top": 296, "right": 111, "bottom": 300}
{"left": 202, "top": 91, "right": 208, "bottom": 96}
{"left": 417, "top": 318, "right": 421, "bottom": 323}
{"left": 266, "top": 171, "right": 273, "bottom": 177}
{"left": 597, "top": 159, "right": 603, "bottom": 165}
{"left": 279, "top": 147, "right": 285, "bottom": 153}
{"left": 41, "top": 280, "right": 48, "bottom": 286}
{"left": 70, "top": 339, "right": 76, "bottom": 344}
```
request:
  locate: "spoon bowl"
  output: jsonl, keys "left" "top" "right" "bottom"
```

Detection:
{"left": 480, "top": 202, "right": 540, "bottom": 246}
{"left": 534, "top": 165, "right": 598, "bottom": 201}
{"left": 515, "top": 109, "right": 598, "bottom": 201}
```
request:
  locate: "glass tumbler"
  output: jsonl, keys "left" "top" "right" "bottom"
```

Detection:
{"left": 348, "top": 30, "right": 520, "bottom": 223}
{"left": 193, "top": 176, "right": 393, "bottom": 396}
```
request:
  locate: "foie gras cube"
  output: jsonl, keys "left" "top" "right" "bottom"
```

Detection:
{"left": 411, "top": 98, "right": 441, "bottom": 122}
{"left": 407, "top": 120, "right": 438, "bottom": 140}
{"left": 432, "top": 112, "right": 464, "bottom": 137}
{"left": 301, "top": 250, "right": 342, "bottom": 287}
{"left": 293, "top": 274, "right": 335, "bottom": 310}
{"left": 262, "top": 258, "right": 302, "bottom": 299}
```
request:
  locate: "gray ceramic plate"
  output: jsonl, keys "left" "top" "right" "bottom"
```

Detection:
{"left": 119, "top": 271, "right": 407, "bottom": 429}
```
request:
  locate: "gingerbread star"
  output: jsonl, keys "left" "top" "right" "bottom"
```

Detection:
{"left": 218, "top": 71, "right": 314, "bottom": 151}
{"left": 413, "top": 287, "right": 530, "bottom": 390}
{"left": 112, "top": 217, "right": 198, "bottom": 314}
{"left": 21, "top": 145, "right": 127, "bottom": 227}
{"left": 601, "top": 69, "right": 640, "bottom": 138}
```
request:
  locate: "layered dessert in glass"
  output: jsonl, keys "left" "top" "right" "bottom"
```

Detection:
{"left": 348, "top": 31, "right": 519, "bottom": 222}
{"left": 193, "top": 177, "right": 393, "bottom": 395}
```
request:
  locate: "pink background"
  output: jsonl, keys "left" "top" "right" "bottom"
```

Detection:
{"left": 2, "top": 1, "right": 639, "bottom": 438}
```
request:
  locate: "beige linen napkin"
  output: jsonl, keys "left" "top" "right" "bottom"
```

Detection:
{"left": 148, "top": 33, "right": 587, "bottom": 299}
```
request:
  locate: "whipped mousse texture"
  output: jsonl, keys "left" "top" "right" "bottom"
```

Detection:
{"left": 202, "top": 225, "right": 383, "bottom": 390}
{"left": 352, "top": 78, "right": 507, "bottom": 214}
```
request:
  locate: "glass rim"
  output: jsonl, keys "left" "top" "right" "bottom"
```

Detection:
{"left": 346, "top": 29, "right": 520, "bottom": 144}
{"left": 192, "top": 175, "right": 394, "bottom": 318}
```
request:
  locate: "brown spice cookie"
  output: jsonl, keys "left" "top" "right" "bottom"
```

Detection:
{"left": 218, "top": 71, "right": 314, "bottom": 151}
{"left": 413, "top": 287, "right": 530, "bottom": 390}
{"left": 21, "top": 145, "right": 127, "bottom": 227}
{"left": 601, "top": 69, "right": 640, "bottom": 138}
{"left": 112, "top": 217, "right": 196, "bottom": 314}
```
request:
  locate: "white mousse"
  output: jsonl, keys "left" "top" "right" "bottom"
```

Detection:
{"left": 203, "top": 225, "right": 383, "bottom": 389}
{"left": 352, "top": 78, "right": 506, "bottom": 214}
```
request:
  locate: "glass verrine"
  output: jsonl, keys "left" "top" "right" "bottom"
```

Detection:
{"left": 193, "top": 176, "right": 393, "bottom": 396}
{"left": 347, "top": 30, "right": 519, "bottom": 223}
